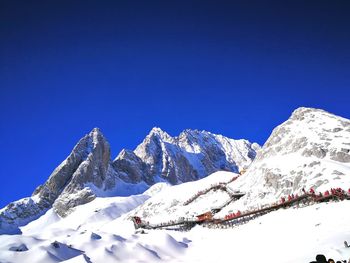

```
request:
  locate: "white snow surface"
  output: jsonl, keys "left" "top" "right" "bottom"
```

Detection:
{"left": 1, "top": 183, "right": 350, "bottom": 262}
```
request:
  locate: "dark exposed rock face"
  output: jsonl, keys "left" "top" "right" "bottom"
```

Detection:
{"left": 0, "top": 127, "right": 259, "bottom": 232}
{"left": 112, "top": 149, "right": 147, "bottom": 183}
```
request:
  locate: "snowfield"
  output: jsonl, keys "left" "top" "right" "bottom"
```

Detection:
{"left": 182, "top": 200, "right": 350, "bottom": 263}
{"left": 1, "top": 168, "right": 350, "bottom": 262}
{"left": 1, "top": 194, "right": 350, "bottom": 263}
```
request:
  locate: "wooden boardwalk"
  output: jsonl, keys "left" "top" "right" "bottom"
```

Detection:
{"left": 132, "top": 189, "right": 350, "bottom": 231}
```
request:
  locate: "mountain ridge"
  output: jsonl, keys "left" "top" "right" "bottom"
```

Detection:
{"left": 0, "top": 127, "right": 259, "bottom": 234}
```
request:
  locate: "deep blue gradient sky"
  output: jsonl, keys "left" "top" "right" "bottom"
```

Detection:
{"left": 1, "top": 1, "right": 350, "bottom": 207}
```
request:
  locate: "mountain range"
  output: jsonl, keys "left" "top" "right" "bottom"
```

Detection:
{"left": 1, "top": 107, "right": 350, "bottom": 262}
{"left": 0, "top": 127, "right": 259, "bottom": 234}
{"left": 131, "top": 107, "right": 350, "bottom": 222}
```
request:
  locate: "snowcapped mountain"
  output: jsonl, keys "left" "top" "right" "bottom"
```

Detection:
{"left": 0, "top": 127, "right": 259, "bottom": 234}
{"left": 223, "top": 107, "right": 350, "bottom": 212}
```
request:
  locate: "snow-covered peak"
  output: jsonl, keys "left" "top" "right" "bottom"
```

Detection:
{"left": 90, "top": 127, "right": 103, "bottom": 136}
{"left": 259, "top": 107, "right": 350, "bottom": 160}
{"left": 289, "top": 106, "right": 336, "bottom": 121}
{"left": 114, "top": 148, "right": 133, "bottom": 160}
{"left": 179, "top": 128, "right": 209, "bottom": 137}
{"left": 88, "top": 127, "right": 109, "bottom": 151}
{"left": 147, "top": 127, "right": 173, "bottom": 141}
{"left": 177, "top": 129, "right": 260, "bottom": 170}
{"left": 224, "top": 107, "right": 350, "bottom": 212}
{"left": 290, "top": 106, "right": 321, "bottom": 116}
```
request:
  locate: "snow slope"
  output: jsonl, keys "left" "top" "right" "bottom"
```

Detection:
{"left": 1, "top": 190, "right": 350, "bottom": 263}
{"left": 129, "top": 171, "right": 238, "bottom": 223}
{"left": 180, "top": 201, "right": 350, "bottom": 263}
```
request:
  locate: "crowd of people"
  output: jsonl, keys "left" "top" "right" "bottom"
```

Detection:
{"left": 280, "top": 193, "right": 300, "bottom": 203}
{"left": 222, "top": 187, "right": 350, "bottom": 224}
{"left": 310, "top": 254, "right": 350, "bottom": 263}
{"left": 279, "top": 187, "right": 350, "bottom": 205}
{"left": 307, "top": 187, "right": 350, "bottom": 199}
{"left": 224, "top": 210, "right": 242, "bottom": 220}
{"left": 309, "top": 241, "right": 350, "bottom": 262}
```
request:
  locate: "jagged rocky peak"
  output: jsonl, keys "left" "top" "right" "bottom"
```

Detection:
{"left": 115, "top": 148, "right": 136, "bottom": 160}
{"left": 130, "top": 127, "right": 260, "bottom": 184}
{"left": 178, "top": 129, "right": 260, "bottom": 171}
{"left": 51, "top": 127, "right": 117, "bottom": 217}
{"left": 177, "top": 129, "right": 213, "bottom": 148}
{"left": 136, "top": 127, "right": 175, "bottom": 149}
{"left": 133, "top": 127, "right": 174, "bottom": 166}
{"left": 228, "top": 107, "right": 350, "bottom": 211}
{"left": 0, "top": 127, "right": 117, "bottom": 230}
{"left": 148, "top": 127, "right": 173, "bottom": 140}
{"left": 33, "top": 127, "right": 112, "bottom": 203}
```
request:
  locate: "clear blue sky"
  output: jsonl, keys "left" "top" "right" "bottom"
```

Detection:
{"left": 1, "top": 1, "right": 349, "bottom": 207}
